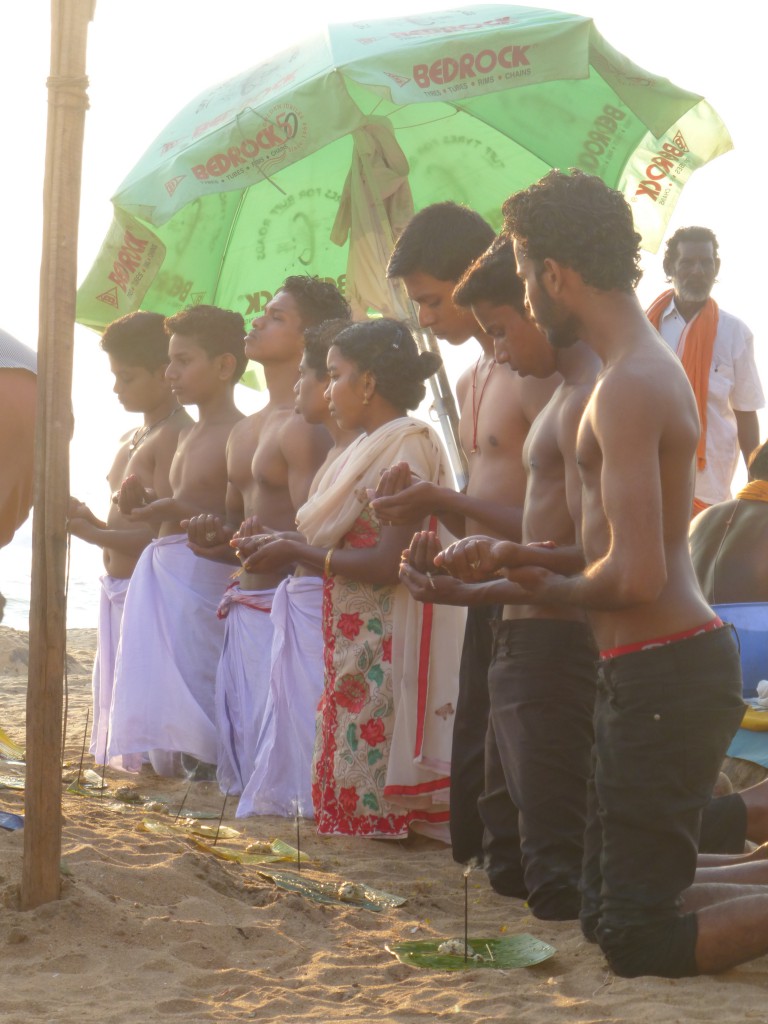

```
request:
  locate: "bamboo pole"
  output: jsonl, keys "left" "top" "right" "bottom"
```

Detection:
{"left": 22, "top": 0, "right": 95, "bottom": 910}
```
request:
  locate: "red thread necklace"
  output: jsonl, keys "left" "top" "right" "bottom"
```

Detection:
{"left": 470, "top": 355, "right": 496, "bottom": 454}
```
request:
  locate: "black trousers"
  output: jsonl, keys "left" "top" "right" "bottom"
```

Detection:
{"left": 582, "top": 625, "right": 745, "bottom": 978}
{"left": 450, "top": 604, "right": 503, "bottom": 865}
{"left": 481, "top": 618, "right": 597, "bottom": 918}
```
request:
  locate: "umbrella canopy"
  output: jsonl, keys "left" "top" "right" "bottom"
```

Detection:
{"left": 76, "top": 4, "right": 733, "bottom": 329}
{"left": 76, "top": 4, "right": 732, "bottom": 333}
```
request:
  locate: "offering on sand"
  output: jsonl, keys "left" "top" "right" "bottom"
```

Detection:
{"left": 387, "top": 934, "right": 556, "bottom": 971}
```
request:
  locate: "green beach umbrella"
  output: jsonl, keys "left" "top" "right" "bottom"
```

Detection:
{"left": 76, "top": 4, "right": 732, "bottom": 334}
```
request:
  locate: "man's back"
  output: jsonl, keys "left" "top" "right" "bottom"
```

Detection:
{"left": 576, "top": 324, "right": 712, "bottom": 649}
{"left": 690, "top": 498, "right": 768, "bottom": 604}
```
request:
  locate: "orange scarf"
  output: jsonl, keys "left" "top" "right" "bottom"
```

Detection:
{"left": 736, "top": 480, "right": 768, "bottom": 503}
{"left": 646, "top": 289, "right": 719, "bottom": 471}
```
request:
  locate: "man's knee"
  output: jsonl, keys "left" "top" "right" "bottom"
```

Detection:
{"left": 596, "top": 914, "right": 699, "bottom": 978}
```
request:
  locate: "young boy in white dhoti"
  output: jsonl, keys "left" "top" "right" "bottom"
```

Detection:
{"left": 186, "top": 278, "right": 351, "bottom": 798}
{"left": 235, "top": 318, "right": 360, "bottom": 817}
{"left": 109, "top": 305, "right": 246, "bottom": 777}
{"left": 68, "top": 312, "right": 191, "bottom": 770}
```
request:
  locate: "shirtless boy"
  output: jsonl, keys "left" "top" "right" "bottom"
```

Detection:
{"left": 445, "top": 237, "right": 600, "bottom": 918}
{"left": 382, "top": 203, "right": 556, "bottom": 872}
{"left": 109, "top": 305, "right": 246, "bottom": 777}
{"left": 234, "top": 318, "right": 360, "bottom": 818}
{"left": 445, "top": 170, "right": 768, "bottom": 977}
{"left": 68, "top": 311, "right": 190, "bottom": 767}
{"left": 186, "top": 277, "right": 350, "bottom": 798}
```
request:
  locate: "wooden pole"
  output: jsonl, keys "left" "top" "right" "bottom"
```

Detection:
{"left": 21, "top": 0, "right": 95, "bottom": 910}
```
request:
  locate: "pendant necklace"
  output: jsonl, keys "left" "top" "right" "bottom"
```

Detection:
{"left": 129, "top": 405, "right": 181, "bottom": 451}
{"left": 470, "top": 356, "right": 496, "bottom": 454}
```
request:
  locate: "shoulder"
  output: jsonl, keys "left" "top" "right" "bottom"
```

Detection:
{"left": 456, "top": 363, "right": 474, "bottom": 404}
{"left": 230, "top": 411, "right": 261, "bottom": 440}
{"left": 716, "top": 307, "right": 753, "bottom": 345}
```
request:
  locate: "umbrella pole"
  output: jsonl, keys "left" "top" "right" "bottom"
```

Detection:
{"left": 21, "top": 0, "right": 95, "bottom": 911}
{"left": 414, "top": 328, "right": 468, "bottom": 491}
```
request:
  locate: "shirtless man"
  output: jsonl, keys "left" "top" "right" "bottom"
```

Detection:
{"left": 433, "top": 237, "right": 599, "bottom": 918}
{"left": 690, "top": 439, "right": 768, "bottom": 604}
{"left": 186, "top": 277, "right": 350, "bottom": 798}
{"left": 109, "top": 305, "right": 246, "bottom": 777}
{"left": 442, "top": 170, "right": 768, "bottom": 977}
{"left": 383, "top": 203, "right": 556, "bottom": 872}
{"left": 67, "top": 311, "right": 190, "bottom": 767}
{"left": 234, "top": 317, "right": 360, "bottom": 819}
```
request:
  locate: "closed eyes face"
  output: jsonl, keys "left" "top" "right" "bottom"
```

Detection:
{"left": 401, "top": 271, "right": 477, "bottom": 345}
{"left": 245, "top": 289, "right": 306, "bottom": 364}
{"left": 471, "top": 299, "right": 556, "bottom": 378}
{"left": 294, "top": 355, "right": 330, "bottom": 425}
{"left": 164, "top": 334, "right": 220, "bottom": 404}
{"left": 109, "top": 356, "right": 169, "bottom": 412}
{"left": 512, "top": 240, "right": 579, "bottom": 350}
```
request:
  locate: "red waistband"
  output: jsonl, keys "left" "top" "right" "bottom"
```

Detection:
{"left": 599, "top": 617, "right": 724, "bottom": 661}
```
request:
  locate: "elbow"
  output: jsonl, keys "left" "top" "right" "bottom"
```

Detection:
{"left": 615, "top": 567, "right": 667, "bottom": 607}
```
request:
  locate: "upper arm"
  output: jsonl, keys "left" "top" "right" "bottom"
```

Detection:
{"left": 592, "top": 377, "right": 667, "bottom": 591}
{"left": 224, "top": 431, "right": 246, "bottom": 527}
{"left": 282, "top": 417, "right": 332, "bottom": 511}
{"left": 558, "top": 395, "right": 587, "bottom": 549}
{"left": 455, "top": 365, "right": 473, "bottom": 417}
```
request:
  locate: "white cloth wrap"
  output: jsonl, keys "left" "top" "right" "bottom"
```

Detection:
{"left": 215, "top": 584, "right": 276, "bottom": 796}
{"left": 236, "top": 576, "right": 323, "bottom": 818}
{"left": 109, "top": 535, "right": 233, "bottom": 766}
{"left": 90, "top": 575, "right": 132, "bottom": 768}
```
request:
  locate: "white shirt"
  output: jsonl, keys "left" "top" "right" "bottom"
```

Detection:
{"left": 657, "top": 298, "right": 764, "bottom": 504}
{"left": 0, "top": 328, "right": 37, "bottom": 373}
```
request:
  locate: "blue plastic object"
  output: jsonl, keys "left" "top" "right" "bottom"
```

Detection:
{"left": 712, "top": 603, "right": 768, "bottom": 700}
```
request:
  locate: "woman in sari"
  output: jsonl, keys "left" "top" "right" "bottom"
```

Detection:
{"left": 237, "top": 318, "right": 465, "bottom": 838}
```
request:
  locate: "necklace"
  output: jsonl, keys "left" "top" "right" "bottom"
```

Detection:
{"left": 129, "top": 405, "right": 181, "bottom": 451}
{"left": 470, "top": 356, "right": 496, "bottom": 454}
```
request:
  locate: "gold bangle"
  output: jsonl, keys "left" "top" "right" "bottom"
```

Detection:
{"left": 324, "top": 546, "right": 335, "bottom": 577}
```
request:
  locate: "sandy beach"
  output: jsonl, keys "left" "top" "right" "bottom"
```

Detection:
{"left": 1, "top": 625, "right": 768, "bottom": 1023}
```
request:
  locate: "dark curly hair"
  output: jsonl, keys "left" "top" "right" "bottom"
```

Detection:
{"left": 164, "top": 304, "right": 247, "bottom": 381}
{"left": 332, "top": 318, "right": 442, "bottom": 411}
{"left": 503, "top": 169, "right": 642, "bottom": 293}
{"left": 387, "top": 202, "right": 496, "bottom": 282}
{"left": 303, "top": 318, "right": 353, "bottom": 379}
{"left": 453, "top": 236, "right": 526, "bottom": 313}
{"left": 280, "top": 275, "right": 351, "bottom": 328}
{"left": 662, "top": 226, "right": 719, "bottom": 278}
{"left": 101, "top": 311, "right": 169, "bottom": 371}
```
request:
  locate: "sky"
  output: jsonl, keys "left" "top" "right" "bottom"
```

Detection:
{"left": 0, "top": 0, "right": 765, "bottom": 624}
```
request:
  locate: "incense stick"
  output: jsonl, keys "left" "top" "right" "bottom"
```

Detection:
{"left": 212, "top": 790, "right": 229, "bottom": 846}
{"left": 75, "top": 706, "right": 90, "bottom": 789}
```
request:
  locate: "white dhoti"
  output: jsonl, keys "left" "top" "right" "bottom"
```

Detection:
{"left": 215, "top": 583, "right": 276, "bottom": 797}
{"left": 237, "top": 576, "right": 323, "bottom": 819}
{"left": 109, "top": 535, "right": 234, "bottom": 768}
{"left": 90, "top": 575, "right": 134, "bottom": 769}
